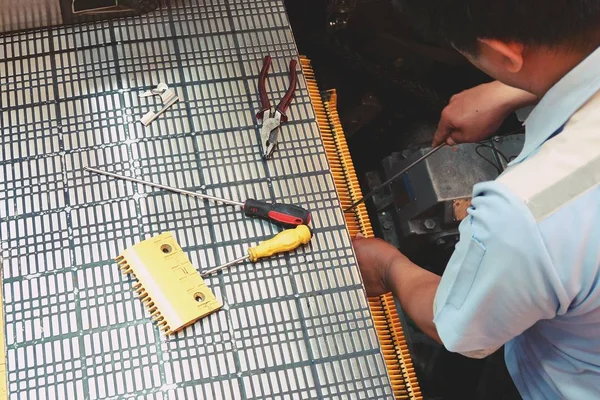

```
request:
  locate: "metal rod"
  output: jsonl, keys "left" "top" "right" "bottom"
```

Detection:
{"left": 201, "top": 255, "right": 250, "bottom": 277}
{"left": 84, "top": 167, "right": 244, "bottom": 207}
{"left": 344, "top": 143, "right": 447, "bottom": 212}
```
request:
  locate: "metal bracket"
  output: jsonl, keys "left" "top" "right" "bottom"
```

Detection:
{"left": 71, "top": 0, "right": 135, "bottom": 15}
{"left": 139, "top": 83, "right": 179, "bottom": 126}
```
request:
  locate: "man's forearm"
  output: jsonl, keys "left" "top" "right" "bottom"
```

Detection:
{"left": 491, "top": 80, "right": 539, "bottom": 114}
{"left": 386, "top": 259, "right": 443, "bottom": 344}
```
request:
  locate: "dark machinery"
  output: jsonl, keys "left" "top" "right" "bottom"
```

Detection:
{"left": 366, "top": 134, "right": 525, "bottom": 268}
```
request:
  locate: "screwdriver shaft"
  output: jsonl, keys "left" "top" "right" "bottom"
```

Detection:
{"left": 344, "top": 143, "right": 446, "bottom": 212}
{"left": 84, "top": 167, "right": 244, "bottom": 207}
{"left": 201, "top": 255, "right": 250, "bottom": 277}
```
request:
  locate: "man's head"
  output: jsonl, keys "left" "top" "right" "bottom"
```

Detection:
{"left": 397, "top": 0, "right": 600, "bottom": 94}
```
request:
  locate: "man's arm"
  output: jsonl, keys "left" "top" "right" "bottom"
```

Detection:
{"left": 433, "top": 80, "right": 539, "bottom": 146}
{"left": 352, "top": 236, "right": 442, "bottom": 343}
{"left": 388, "top": 256, "right": 442, "bottom": 343}
{"left": 353, "top": 181, "right": 563, "bottom": 356}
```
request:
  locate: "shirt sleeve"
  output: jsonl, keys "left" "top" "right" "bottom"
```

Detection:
{"left": 432, "top": 181, "right": 566, "bottom": 358}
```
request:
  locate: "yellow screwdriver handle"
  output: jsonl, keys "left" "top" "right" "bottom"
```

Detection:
{"left": 248, "top": 225, "right": 312, "bottom": 262}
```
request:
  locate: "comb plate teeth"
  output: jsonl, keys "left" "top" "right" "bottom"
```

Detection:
{"left": 115, "top": 232, "right": 222, "bottom": 336}
{"left": 301, "top": 55, "right": 422, "bottom": 400}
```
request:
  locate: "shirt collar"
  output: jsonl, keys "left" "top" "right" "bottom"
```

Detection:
{"left": 511, "top": 45, "right": 600, "bottom": 164}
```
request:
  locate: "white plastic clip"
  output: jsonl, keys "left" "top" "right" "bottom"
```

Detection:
{"left": 139, "top": 83, "right": 179, "bottom": 126}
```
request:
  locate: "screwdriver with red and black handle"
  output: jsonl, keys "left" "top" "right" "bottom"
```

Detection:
{"left": 84, "top": 167, "right": 311, "bottom": 226}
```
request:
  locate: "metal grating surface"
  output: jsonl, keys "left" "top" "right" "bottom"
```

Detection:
{"left": 0, "top": 0, "right": 394, "bottom": 399}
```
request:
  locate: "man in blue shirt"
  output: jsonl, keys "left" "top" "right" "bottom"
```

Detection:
{"left": 353, "top": 1, "right": 600, "bottom": 398}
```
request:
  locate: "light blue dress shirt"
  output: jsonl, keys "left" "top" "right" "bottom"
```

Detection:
{"left": 433, "top": 46, "right": 600, "bottom": 399}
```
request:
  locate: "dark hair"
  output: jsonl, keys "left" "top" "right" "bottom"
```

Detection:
{"left": 394, "top": 0, "right": 600, "bottom": 54}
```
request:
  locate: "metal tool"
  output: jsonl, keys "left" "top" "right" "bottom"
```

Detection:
{"left": 139, "top": 83, "right": 179, "bottom": 126}
{"left": 344, "top": 143, "right": 447, "bottom": 212}
{"left": 256, "top": 55, "right": 298, "bottom": 159}
{"left": 201, "top": 225, "right": 312, "bottom": 277}
{"left": 84, "top": 167, "right": 311, "bottom": 226}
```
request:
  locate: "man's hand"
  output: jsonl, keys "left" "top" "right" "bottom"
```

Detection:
{"left": 352, "top": 235, "right": 443, "bottom": 343}
{"left": 352, "top": 235, "right": 414, "bottom": 297}
{"left": 432, "top": 81, "right": 538, "bottom": 146}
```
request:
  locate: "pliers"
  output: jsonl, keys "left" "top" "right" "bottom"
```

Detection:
{"left": 256, "top": 55, "right": 298, "bottom": 159}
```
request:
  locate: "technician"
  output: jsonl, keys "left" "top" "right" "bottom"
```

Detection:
{"left": 353, "top": 1, "right": 600, "bottom": 399}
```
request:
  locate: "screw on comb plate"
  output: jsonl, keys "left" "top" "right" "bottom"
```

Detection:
{"left": 115, "top": 232, "right": 222, "bottom": 335}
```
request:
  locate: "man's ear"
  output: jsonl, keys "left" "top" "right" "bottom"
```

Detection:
{"left": 478, "top": 38, "right": 525, "bottom": 72}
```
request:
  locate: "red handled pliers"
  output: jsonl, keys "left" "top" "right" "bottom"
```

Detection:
{"left": 256, "top": 55, "right": 298, "bottom": 159}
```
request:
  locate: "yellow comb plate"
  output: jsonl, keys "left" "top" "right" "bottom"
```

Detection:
{"left": 115, "top": 232, "right": 222, "bottom": 335}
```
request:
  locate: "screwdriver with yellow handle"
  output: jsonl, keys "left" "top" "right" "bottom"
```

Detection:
{"left": 201, "top": 225, "right": 312, "bottom": 277}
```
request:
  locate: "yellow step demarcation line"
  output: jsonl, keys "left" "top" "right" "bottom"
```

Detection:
{"left": 301, "top": 55, "right": 423, "bottom": 400}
